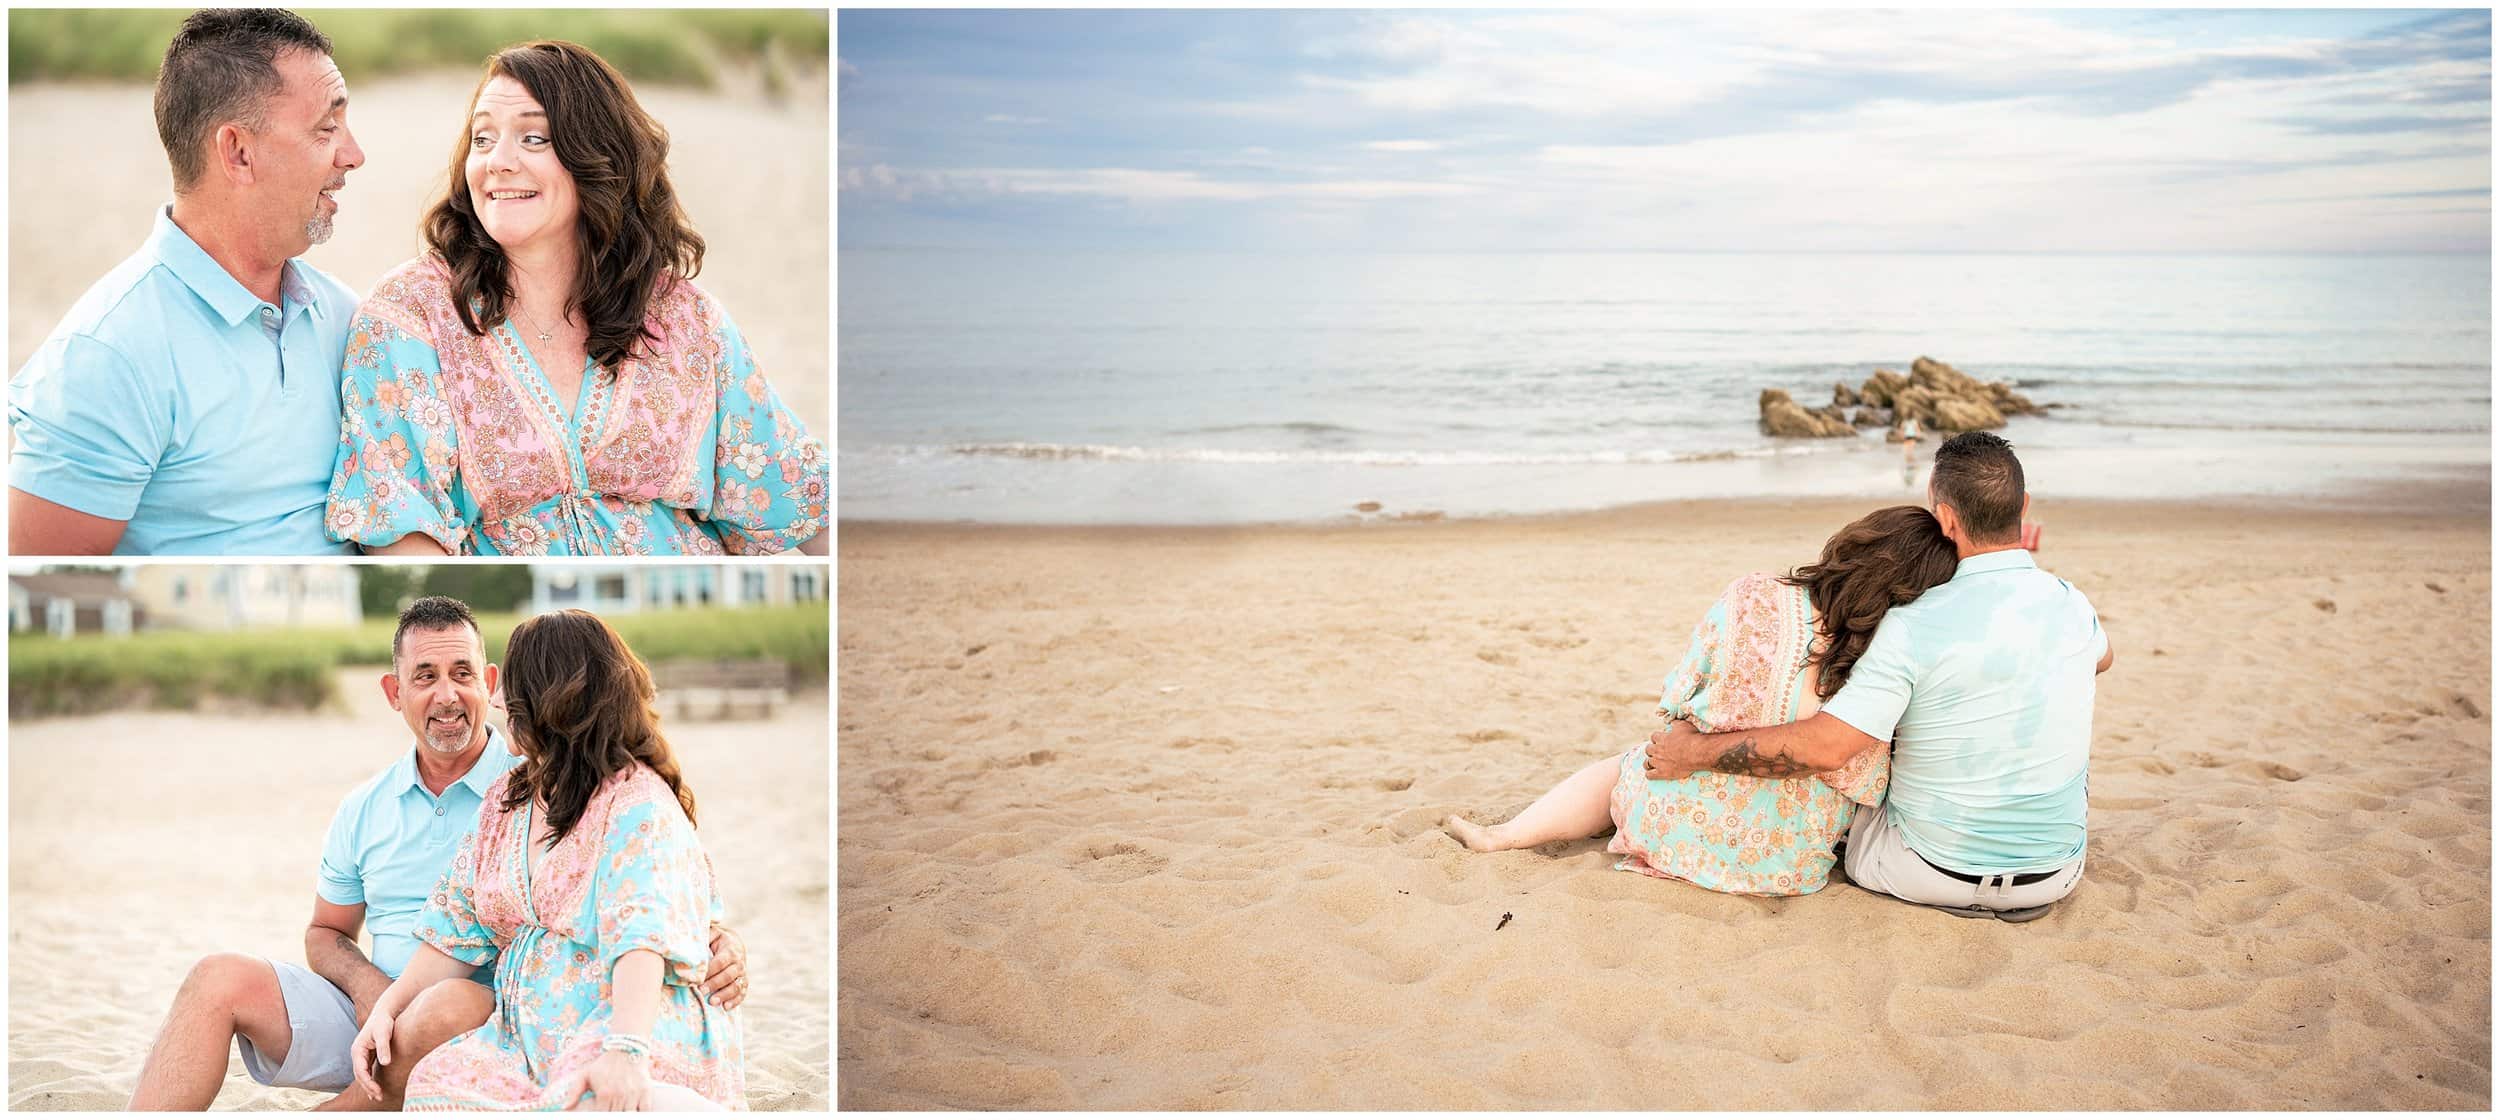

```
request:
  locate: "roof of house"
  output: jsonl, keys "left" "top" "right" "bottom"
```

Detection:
{"left": 9, "top": 572, "right": 129, "bottom": 604}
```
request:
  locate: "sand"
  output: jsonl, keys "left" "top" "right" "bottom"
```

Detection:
{"left": 8, "top": 669, "right": 827, "bottom": 1111}
{"left": 836, "top": 489, "right": 2492, "bottom": 1109}
{"left": 8, "top": 68, "right": 828, "bottom": 437}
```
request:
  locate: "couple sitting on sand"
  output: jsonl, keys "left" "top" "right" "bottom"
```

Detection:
{"left": 1449, "top": 432, "right": 2112, "bottom": 921}
{"left": 129, "top": 598, "right": 746, "bottom": 1110}
{"left": 9, "top": 8, "right": 828, "bottom": 557}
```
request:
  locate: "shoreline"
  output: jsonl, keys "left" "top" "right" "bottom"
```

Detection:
{"left": 838, "top": 434, "right": 2492, "bottom": 527}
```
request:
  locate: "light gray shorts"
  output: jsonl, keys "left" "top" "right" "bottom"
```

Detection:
{"left": 235, "top": 958, "right": 359, "bottom": 1093}
{"left": 1842, "top": 805, "right": 2084, "bottom": 913}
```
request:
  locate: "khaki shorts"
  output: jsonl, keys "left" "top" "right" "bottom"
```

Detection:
{"left": 1842, "top": 806, "right": 2083, "bottom": 913}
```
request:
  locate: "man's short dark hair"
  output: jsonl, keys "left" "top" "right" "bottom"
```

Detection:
{"left": 1930, "top": 431, "right": 2026, "bottom": 544}
{"left": 393, "top": 596, "right": 481, "bottom": 666}
{"left": 155, "top": 8, "right": 334, "bottom": 192}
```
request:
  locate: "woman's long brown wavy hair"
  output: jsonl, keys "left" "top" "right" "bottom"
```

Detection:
{"left": 1781, "top": 505, "right": 1960, "bottom": 700}
{"left": 499, "top": 609, "right": 697, "bottom": 846}
{"left": 424, "top": 40, "right": 705, "bottom": 374}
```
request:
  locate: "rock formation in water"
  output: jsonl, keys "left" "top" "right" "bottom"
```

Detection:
{"left": 1758, "top": 388, "right": 1856, "bottom": 438}
{"left": 1756, "top": 356, "right": 2043, "bottom": 439}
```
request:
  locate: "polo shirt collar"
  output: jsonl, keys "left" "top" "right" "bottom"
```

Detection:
{"left": 144, "top": 204, "right": 326, "bottom": 326}
{"left": 395, "top": 724, "right": 513, "bottom": 800}
{"left": 1954, "top": 548, "right": 2037, "bottom": 579}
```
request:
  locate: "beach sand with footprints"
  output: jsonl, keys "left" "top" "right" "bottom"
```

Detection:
{"left": 838, "top": 490, "right": 2490, "bottom": 1109}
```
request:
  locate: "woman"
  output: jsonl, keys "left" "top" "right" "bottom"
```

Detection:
{"left": 1444, "top": 506, "right": 1958, "bottom": 895}
{"left": 349, "top": 610, "right": 742, "bottom": 1110}
{"left": 324, "top": 41, "right": 827, "bottom": 556}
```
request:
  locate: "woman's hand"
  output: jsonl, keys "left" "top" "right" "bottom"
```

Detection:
{"left": 552, "top": 1050, "right": 650, "bottom": 1111}
{"left": 348, "top": 1005, "right": 399, "bottom": 1101}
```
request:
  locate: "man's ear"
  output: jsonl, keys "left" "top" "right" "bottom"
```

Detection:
{"left": 380, "top": 671, "right": 402, "bottom": 710}
{"left": 212, "top": 122, "right": 255, "bottom": 186}
{"left": 1933, "top": 500, "right": 1963, "bottom": 541}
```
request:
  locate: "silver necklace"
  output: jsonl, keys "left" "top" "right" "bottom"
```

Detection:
{"left": 514, "top": 302, "right": 564, "bottom": 345}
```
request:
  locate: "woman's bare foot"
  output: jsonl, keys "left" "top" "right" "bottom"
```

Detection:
{"left": 1443, "top": 814, "right": 1510, "bottom": 852}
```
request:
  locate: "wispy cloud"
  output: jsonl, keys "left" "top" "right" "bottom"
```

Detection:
{"left": 838, "top": 9, "right": 2492, "bottom": 252}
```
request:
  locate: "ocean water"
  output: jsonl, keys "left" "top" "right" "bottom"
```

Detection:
{"left": 838, "top": 251, "right": 2491, "bottom": 523}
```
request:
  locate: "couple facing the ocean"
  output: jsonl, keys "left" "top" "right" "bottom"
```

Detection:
{"left": 1450, "top": 431, "right": 2111, "bottom": 921}
{"left": 130, "top": 597, "right": 747, "bottom": 1111}
{"left": 9, "top": 8, "right": 828, "bottom": 557}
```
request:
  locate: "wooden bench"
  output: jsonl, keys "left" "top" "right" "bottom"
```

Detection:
{"left": 652, "top": 659, "right": 791, "bottom": 721}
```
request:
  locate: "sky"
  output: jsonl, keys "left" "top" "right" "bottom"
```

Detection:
{"left": 836, "top": 8, "right": 2491, "bottom": 253}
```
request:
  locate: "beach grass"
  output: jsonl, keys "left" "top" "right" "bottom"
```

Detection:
{"left": 7, "top": 8, "right": 828, "bottom": 89}
{"left": 9, "top": 604, "right": 829, "bottom": 718}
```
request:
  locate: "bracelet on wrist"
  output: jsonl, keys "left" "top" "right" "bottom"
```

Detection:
{"left": 601, "top": 1032, "right": 654, "bottom": 1060}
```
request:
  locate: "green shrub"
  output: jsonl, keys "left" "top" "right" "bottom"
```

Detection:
{"left": 9, "top": 604, "right": 826, "bottom": 719}
{"left": 8, "top": 8, "right": 829, "bottom": 87}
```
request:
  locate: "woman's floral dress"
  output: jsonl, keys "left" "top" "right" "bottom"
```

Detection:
{"left": 1605, "top": 571, "right": 1890, "bottom": 896}
{"left": 324, "top": 254, "right": 828, "bottom": 555}
{"left": 403, "top": 765, "right": 743, "bottom": 1110}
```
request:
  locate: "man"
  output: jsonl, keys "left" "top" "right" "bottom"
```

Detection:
{"left": 10, "top": 8, "right": 362, "bottom": 554}
{"left": 128, "top": 597, "right": 751, "bottom": 1109}
{"left": 1647, "top": 431, "right": 2113, "bottom": 921}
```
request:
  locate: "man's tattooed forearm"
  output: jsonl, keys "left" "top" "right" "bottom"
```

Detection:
{"left": 1709, "top": 738, "right": 1818, "bottom": 778}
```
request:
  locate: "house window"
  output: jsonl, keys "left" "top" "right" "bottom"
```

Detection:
{"left": 596, "top": 574, "right": 627, "bottom": 603}
{"left": 742, "top": 570, "right": 768, "bottom": 602}
{"left": 792, "top": 571, "right": 820, "bottom": 601}
{"left": 173, "top": 577, "right": 188, "bottom": 604}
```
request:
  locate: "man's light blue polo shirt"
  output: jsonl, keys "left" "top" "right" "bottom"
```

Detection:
{"left": 317, "top": 728, "right": 522, "bottom": 979}
{"left": 1821, "top": 549, "right": 2106, "bottom": 874}
{"left": 9, "top": 205, "right": 356, "bottom": 555}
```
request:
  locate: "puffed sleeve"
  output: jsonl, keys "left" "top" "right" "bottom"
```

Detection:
{"left": 699, "top": 307, "right": 827, "bottom": 555}
{"left": 593, "top": 785, "right": 715, "bottom": 987}
{"left": 413, "top": 825, "right": 501, "bottom": 967}
{"left": 1818, "top": 740, "right": 1891, "bottom": 807}
{"left": 324, "top": 311, "right": 470, "bottom": 553}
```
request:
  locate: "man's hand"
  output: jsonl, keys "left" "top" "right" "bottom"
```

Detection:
{"left": 1645, "top": 721, "right": 1713, "bottom": 781}
{"left": 701, "top": 925, "right": 749, "bottom": 1011}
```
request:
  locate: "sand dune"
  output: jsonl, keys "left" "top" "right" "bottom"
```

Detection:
{"left": 837, "top": 492, "right": 2491, "bottom": 1109}
{"left": 8, "top": 69, "right": 827, "bottom": 437}
{"left": 9, "top": 670, "right": 827, "bottom": 1111}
